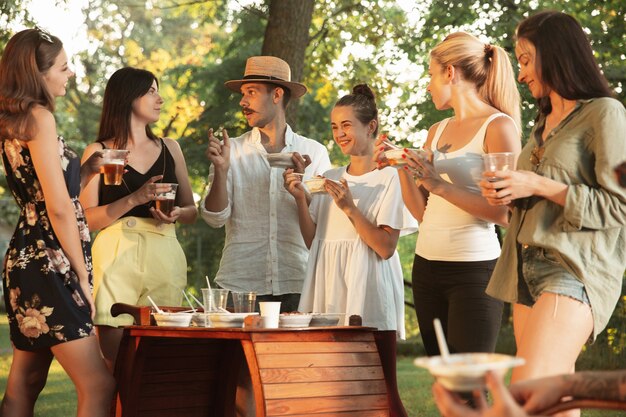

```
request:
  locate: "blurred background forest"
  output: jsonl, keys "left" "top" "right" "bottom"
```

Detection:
{"left": 0, "top": 0, "right": 624, "bottom": 363}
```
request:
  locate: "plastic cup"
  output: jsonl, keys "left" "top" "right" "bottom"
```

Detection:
{"left": 259, "top": 301, "right": 281, "bottom": 328}
{"left": 155, "top": 183, "right": 178, "bottom": 216}
{"left": 211, "top": 289, "right": 229, "bottom": 311}
{"left": 232, "top": 292, "right": 257, "bottom": 313}
{"left": 101, "top": 149, "right": 129, "bottom": 185}
{"left": 201, "top": 288, "right": 212, "bottom": 312}
{"left": 483, "top": 152, "right": 516, "bottom": 181}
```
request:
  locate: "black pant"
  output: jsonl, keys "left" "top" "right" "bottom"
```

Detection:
{"left": 412, "top": 254, "right": 503, "bottom": 356}
{"left": 256, "top": 293, "right": 301, "bottom": 313}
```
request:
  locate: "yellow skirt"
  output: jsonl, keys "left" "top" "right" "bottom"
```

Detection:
{"left": 92, "top": 217, "right": 187, "bottom": 326}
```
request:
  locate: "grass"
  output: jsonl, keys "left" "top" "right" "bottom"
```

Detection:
{"left": 1, "top": 316, "right": 624, "bottom": 416}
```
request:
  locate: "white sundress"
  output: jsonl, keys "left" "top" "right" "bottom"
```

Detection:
{"left": 298, "top": 166, "right": 417, "bottom": 339}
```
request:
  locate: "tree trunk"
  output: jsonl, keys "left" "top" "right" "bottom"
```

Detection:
{"left": 261, "top": 0, "right": 315, "bottom": 129}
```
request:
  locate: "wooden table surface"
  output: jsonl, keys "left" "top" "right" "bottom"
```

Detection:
{"left": 111, "top": 312, "right": 390, "bottom": 417}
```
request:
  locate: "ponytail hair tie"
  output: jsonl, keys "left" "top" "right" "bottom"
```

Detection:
{"left": 484, "top": 43, "right": 494, "bottom": 59}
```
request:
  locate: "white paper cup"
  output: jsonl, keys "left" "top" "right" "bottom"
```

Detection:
{"left": 259, "top": 301, "right": 281, "bottom": 328}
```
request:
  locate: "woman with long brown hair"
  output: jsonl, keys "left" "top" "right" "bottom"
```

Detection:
{"left": 0, "top": 28, "right": 114, "bottom": 417}
{"left": 80, "top": 66, "right": 196, "bottom": 373}
{"left": 480, "top": 11, "right": 626, "bottom": 417}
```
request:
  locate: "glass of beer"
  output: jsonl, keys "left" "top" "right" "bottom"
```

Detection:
{"left": 101, "top": 149, "right": 129, "bottom": 185}
{"left": 155, "top": 183, "right": 178, "bottom": 216}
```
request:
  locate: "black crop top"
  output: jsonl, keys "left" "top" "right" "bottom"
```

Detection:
{"left": 98, "top": 138, "right": 178, "bottom": 218}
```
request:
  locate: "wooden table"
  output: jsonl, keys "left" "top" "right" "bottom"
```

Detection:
{"left": 110, "top": 306, "right": 390, "bottom": 417}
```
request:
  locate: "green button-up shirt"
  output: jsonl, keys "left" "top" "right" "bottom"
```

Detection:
{"left": 486, "top": 98, "right": 626, "bottom": 340}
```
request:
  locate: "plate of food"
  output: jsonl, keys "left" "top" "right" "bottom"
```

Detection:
{"left": 266, "top": 152, "right": 296, "bottom": 169}
{"left": 309, "top": 313, "right": 345, "bottom": 327}
{"left": 414, "top": 353, "right": 525, "bottom": 392}
{"left": 279, "top": 312, "right": 313, "bottom": 328}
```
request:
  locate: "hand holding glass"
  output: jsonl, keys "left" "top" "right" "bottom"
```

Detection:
{"left": 483, "top": 152, "right": 516, "bottom": 182}
{"left": 155, "top": 183, "right": 178, "bottom": 216}
{"left": 101, "top": 149, "right": 129, "bottom": 185}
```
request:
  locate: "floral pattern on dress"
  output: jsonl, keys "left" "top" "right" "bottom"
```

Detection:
{"left": 1, "top": 136, "right": 94, "bottom": 349}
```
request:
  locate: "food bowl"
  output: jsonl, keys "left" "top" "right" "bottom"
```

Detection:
{"left": 304, "top": 177, "right": 341, "bottom": 194}
{"left": 267, "top": 152, "right": 295, "bottom": 169}
{"left": 191, "top": 312, "right": 211, "bottom": 327}
{"left": 309, "top": 313, "right": 345, "bottom": 327}
{"left": 153, "top": 312, "right": 193, "bottom": 327}
{"left": 414, "top": 353, "right": 525, "bottom": 392}
{"left": 383, "top": 148, "right": 427, "bottom": 167}
{"left": 279, "top": 313, "right": 313, "bottom": 328}
{"left": 208, "top": 312, "right": 258, "bottom": 328}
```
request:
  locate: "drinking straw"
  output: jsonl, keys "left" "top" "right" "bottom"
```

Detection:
{"left": 190, "top": 293, "right": 204, "bottom": 309}
{"left": 147, "top": 295, "right": 164, "bottom": 314}
{"left": 205, "top": 275, "right": 212, "bottom": 290}
{"left": 433, "top": 318, "right": 451, "bottom": 363}
{"left": 182, "top": 290, "right": 196, "bottom": 313}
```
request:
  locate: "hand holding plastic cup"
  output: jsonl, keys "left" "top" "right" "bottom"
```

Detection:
{"left": 232, "top": 292, "right": 257, "bottom": 313}
{"left": 155, "top": 183, "right": 178, "bottom": 216}
{"left": 483, "top": 152, "right": 516, "bottom": 182}
{"left": 101, "top": 149, "right": 129, "bottom": 185}
{"left": 259, "top": 301, "right": 281, "bottom": 328}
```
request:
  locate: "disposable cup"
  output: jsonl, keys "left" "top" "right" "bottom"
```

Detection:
{"left": 232, "top": 292, "right": 257, "bottom": 313}
{"left": 483, "top": 152, "right": 516, "bottom": 181}
{"left": 101, "top": 149, "right": 129, "bottom": 185}
{"left": 201, "top": 288, "right": 230, "bottom": 312}
{"left": 155, "top": 183, "right": 178, "bottom": 216}
{"left": 259, "top": 301, "right": 281, "bottom": 328}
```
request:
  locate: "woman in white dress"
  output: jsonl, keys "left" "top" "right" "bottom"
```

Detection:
{"left": 284, "top": 84, "right": 416, "bottom": 417}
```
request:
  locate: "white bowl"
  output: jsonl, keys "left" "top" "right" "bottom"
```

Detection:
{"left": 383, "top": 148, "right": 426, "bottom": 167}
{"left": 266, "top": 153, "right": 295, "bottom": 168}
{"left": 414, "top": 353, "right": 525, "bottom": 392}
{"left": 208, "top": 312, "right": 258, "bottom": 328}
{"left": 279, "top": 313, "right": 313, "bottom": 328}
{"left": 191, "top": 312, "right": 211, "bottom": 327}
{"left": 153, "top": 312, "right": 193, "bottom": 327}
{"left": 304, "top": 177, "right": 341, "bottom": 194}
{"left": 309, "top": 313, "right": 345, "bottom": 327}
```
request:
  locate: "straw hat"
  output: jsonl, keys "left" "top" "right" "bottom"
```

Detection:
{"left": 224, "top": 56, "right": 307, "bottom": 98}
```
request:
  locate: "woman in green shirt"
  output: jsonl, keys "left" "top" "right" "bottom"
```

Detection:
{"left": 480, "top": 11, "right": 626, "bottom": 417}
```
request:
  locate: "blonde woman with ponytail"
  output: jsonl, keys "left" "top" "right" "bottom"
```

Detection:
{"left": 376, "top": 32, "right": 521, "bottom": 358}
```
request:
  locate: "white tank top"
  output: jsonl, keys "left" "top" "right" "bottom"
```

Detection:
{"left": 415, "top": 113, "right": 512, "bottom": 261}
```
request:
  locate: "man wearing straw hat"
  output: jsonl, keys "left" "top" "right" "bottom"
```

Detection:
{"left": 200, "top": 56, "right": 331, "bottom": 312}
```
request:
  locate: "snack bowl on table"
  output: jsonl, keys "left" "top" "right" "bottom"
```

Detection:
{"left": 266, "top": 152, "right": 295, "bottom": 169}
{"left": 208, "top": 312, "right": 259, "bottom": 328}
{"left": 153, "top": 312, "right": 193, "bottom": 327}
{"left": 191, "top": 312, "right": 211, "bottom": 327}
{"left": 413, "top": 353, "right": 525, "bottom": 392}
{"left": 279, "top": 312, "right": 313, "bottom": 328}
{"left": 309, "top": 312, "right": 345, "bottom": 327}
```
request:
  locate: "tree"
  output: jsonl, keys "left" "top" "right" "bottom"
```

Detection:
{"left": 261, "top": 0, "right": 314, "bottom": 127}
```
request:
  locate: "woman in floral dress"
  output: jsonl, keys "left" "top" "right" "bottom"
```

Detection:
{"left": 0, "top": 29, "right": 114, "bottom": 416}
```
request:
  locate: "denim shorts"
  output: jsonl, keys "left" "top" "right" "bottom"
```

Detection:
{"left": 517, "top": 245, "right": 590, "bottom": 307}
